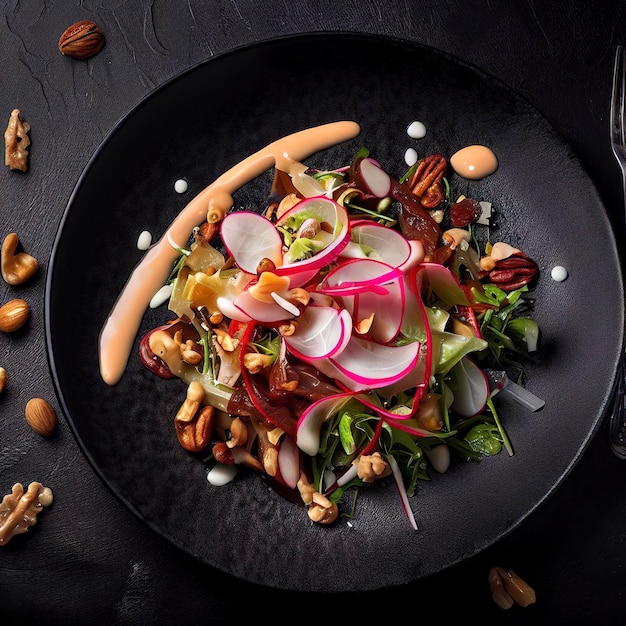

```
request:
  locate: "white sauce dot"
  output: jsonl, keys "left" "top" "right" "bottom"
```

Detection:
{"left": 404, "top": 147, "right": 418, "bottom": 167}
{"left": 207, "top": 464, "right": 238, "bottom": 486}
{"left": 137, "top": 230, "right": 152, "bottom": 250}
{"left": 551, "top": 265, "right": 568, "bottom": 282}
{"left": 407, "top": 120, "right": 427, "bottom": 139}
{"left": 149, "top": 283, "right": 173, "bottom": 309}
{"left": 174, "top": 178, "right": 188, "bottom": 194}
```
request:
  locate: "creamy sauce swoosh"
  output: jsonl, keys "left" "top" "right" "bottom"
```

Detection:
{"left": 99, "top": 121, "right": 361, "bottom": 385}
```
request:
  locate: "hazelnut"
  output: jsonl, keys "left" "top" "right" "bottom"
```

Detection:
{"left": 0, "top": 298, "right": 30, "bottom": 333}
{"left": 25, "top": 398, "right": 58, "bottom": 437}
{"left": 58, "top": 20, "right": 105, "bottom": 60}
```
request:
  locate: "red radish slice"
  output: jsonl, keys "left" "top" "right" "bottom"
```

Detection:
{"left": 216, "top": 295, "right": 253, "bottom": 322}
{"left": 274, "top": 197, "right": 351, "bottom": 282}
{"left": 357, "top": 157, "right": 393, "bottom": 197}
{"left": 319, "top": 258, "right": 405, "bottom": 343}
{"left": 348, "top": 220, "right": 414, "bottom": 268}
{"left": 220, "top": 211, "right": 283, "bottom": 274}
{"left": 329, "top": 337, "right": 420, "bottom": 390}
{"left": 415, "top": 262, "right": 471, "bottom": 309}
{"left": 231, "top": 290, "right": 297, "bottom": 323}
{"left": 277, "top": 435, "right": 300, "bottom": 488}
{"left": 388, "top": 455, "right": 418, "bottom": 530}
{"left": 448, "top": 356, "right": 490, "bottom": 417}
{"left": 398, "top": 239, "right": 426, "bottom": 273}
{"left": 284, "top": 305, "right": 352, "bottom": 360}
{"left": 296, "top": 392, "right": 370, "bottom": 456}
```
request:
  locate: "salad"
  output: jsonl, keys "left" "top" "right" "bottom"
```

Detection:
{"left": 137, "top": 129, "right": 541, "bottom": 529}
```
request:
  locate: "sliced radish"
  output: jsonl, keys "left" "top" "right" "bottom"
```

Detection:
{"left": 231, "top": 290, "right": 296, "bottom": 323}
{"left": 398, "top": 239, "right": 426, "bottom": 273}
{"left": 415, "top": 262, "right": 471, "bottom": 309}
{"left": 357, "top": 157, "right": 393, "bottom": 198}
{"left": 348, "top": 220, "right": 414, "bottom": 267}
{"left": 220, "top": 211, "right": 283, "bottom": 274}
{"left": 216, "top": 295, "right": 253, "bottom": 323}
{"left": 329, "top": 337, "right": 421, "bottom": 390}
{"left": 276, "top": 435, "right": 300, "bottom": 488}
{"left": 283, "top": 305, "right": 352, "bottom": 360}
{"left": 319, "top": 258, "right": 406, "bottom": 344}
{"left": 296, "top": 392, "right": 370, "bottom": 456}
{"left": 447, "top": 356, "right": 490, "bottom": 417}
{"left": 388, "top": 455, "right": 418, "bottom": 530}
{"left": 274, "top": 197, "right": 351, "bottom": 282}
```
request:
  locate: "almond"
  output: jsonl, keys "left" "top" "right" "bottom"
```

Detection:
{"left": 25, "top": 398, "right": 58, "bottom": 437}
{"left": 0, "top": 298, "right": 30, "bottom": 332}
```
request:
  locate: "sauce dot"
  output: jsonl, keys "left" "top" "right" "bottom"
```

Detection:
{"left": 207, "top": 464, "right": 238, "bottom": 486}
{"left": 404, "top": 147, "right": 418, "bottom": 167}
{"left": 137, "top": 230, "right": 152, "bottom": 250}
{"left": 551, "top": 265, "right": 568, "bottom": 282}
{"left": 149, "top": 284, "right": 173, "bottom": 309}
{"left": 407, "top": 121, "right": 426, "bottom": 139}
{"left": 174, "top": 178, "right": 188, "bottom": 193}
{"left": 450, "top": 145, "right": 498, "bottom": 180}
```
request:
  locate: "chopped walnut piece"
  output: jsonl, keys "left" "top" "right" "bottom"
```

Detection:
{"left": 0, "top": 482, "right": 53, "bottom": 545}
{"left": 4, "top": 109, "right": 30, "bottom": 172}
{"left": 307, "top": 491, "right": 339, "bottom": 524}
{"left": 296, "top": 474, "right": 339, "bottom": 524}
{"left": 355, "top": 452, "right": 392, "bottom": 483}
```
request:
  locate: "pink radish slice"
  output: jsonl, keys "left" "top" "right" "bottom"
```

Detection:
{"left": 276, "top": 435, "right": 300, "bottom": 488}
{"left": 352, "top": 277, "right": 404, "bottom": 343}
{"left": 415, "top": 262, "right": 471, "bottom": 309}
{"left": 448, "top": 356, "right": 490, "bottom": 417}
{"left": 274, "top": 197, "right": 351, "bottom": 282}
{"left": 283, "top": 305, "right": 352, "bottom": 360}
{"left": 388, "top": 455, "right": 418, "bottom": 530}
{"left": 348, "top": 220, "right": 413, "bottom": 268}
{"left": 320, "top": 258, "right": 405, "bottom": 343}
{"left": 296, "top": 392, "right": 371, "bottom": 456}
{"left": 357, "top": 157, "right": 393, "bottom": 197}
{"left": 216, "top": 295, "right": 253, "bottom": 323}
{"left": 231, "top": 290, "right": 297, "bottom": 324}
{"left": 398, "top": 239, "right": 426, "bottom": 273}
{"left": 329, "top": 337, "right": 421, "bottom": 390}
{"left": 220, "top": 211, "right": 283, "bottom": 274}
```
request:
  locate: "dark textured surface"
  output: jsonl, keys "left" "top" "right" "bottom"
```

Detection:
{"left": 3, "top": 1, "right": 626, "bottom": 623}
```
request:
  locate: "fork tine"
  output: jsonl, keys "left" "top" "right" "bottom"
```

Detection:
{"left": 611, "top": 45, "right": 625, "bottom": 151}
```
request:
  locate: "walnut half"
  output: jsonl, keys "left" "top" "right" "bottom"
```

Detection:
{"left": 4, "top": 109, "right": 31, "bottom": 172}
{"left": 0, "top": 482, "right": 54, "bottom": 545}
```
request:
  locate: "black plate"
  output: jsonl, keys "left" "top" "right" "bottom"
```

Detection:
{"left": 45, "top": 33, "right": 623, "bottom": 592}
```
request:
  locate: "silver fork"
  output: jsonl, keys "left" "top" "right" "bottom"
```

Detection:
{"left": 608, "top": 44, "right": 626, "bottom": 459}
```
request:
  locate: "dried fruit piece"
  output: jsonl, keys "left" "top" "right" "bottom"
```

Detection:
{"left": 4, "top": 109, "right": 30, "bottom": 172}
{"left": 25, "top": 398, "right": 58, "bottom": 437}
{"left": 0, "top": 482, "right": 54, "bottom": 546}
{"left": 58, "top": 20, "right": 105, "bottom": 60}
{"left": 450, "top": 197, "right": 482, "bottom": 227}
{"left": 0, "top": 367, "right": 6, "bottom": 394}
